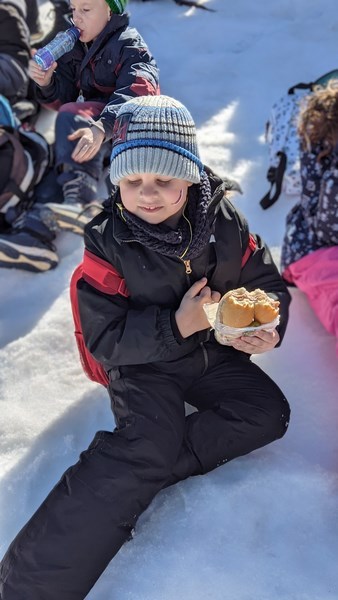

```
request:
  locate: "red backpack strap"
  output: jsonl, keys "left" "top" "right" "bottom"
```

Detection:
{"left": 241, "top": 233, "right": 257, "bottom": 268}
{"left": 81, "top": 249, "right": 129, "bottom": 297}
{"left": 70, "top": 250, "right": 129, "bottom": 387}
{"left": 69, "top": 263, "right": 108, "bottom": 386}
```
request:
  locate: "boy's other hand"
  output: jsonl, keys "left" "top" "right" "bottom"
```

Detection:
{"left": 230, "top": 328, "right": 280, "bottom": 354}
{"left": 175, "top": 278, "right": 221, "bottom": 338}
{"left": 69, "top": 127, "right": 105, "bottom": 163}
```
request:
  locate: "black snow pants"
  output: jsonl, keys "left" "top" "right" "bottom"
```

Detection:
{"left": 0, "top": 344, "right": 290, "bottom": 599}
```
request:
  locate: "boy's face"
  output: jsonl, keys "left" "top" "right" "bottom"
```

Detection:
{"left": 119, "top": 173, "right": 193, "bottom": 225}
{"left": 70, "top": 0, "right": 111, "bottom": 43}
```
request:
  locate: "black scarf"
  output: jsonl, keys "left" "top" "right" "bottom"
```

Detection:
{"left": 115, "top": 171, "right": 213, "bottom": 260}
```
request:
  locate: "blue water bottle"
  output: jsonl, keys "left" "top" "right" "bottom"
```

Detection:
{"left": 33, "top": 26, "right": 80, "bottom": 71}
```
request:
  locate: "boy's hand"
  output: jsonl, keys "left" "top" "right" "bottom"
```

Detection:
{"left": 28, "top": 50, "right": 56, "bottom": 87}
{"left": 230, "top": 328, "right": 280, "bottom": 354}
{"left": 69, "top": 127, "right": 105, "bottom": 163}
{"left": 175, "top": 278, "right": 221, "bottom": 338}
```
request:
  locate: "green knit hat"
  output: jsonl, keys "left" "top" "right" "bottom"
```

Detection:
{"left": 105, "top": 0, "right": 127, "bottom": 13}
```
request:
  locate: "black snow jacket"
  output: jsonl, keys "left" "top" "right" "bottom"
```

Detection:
{"left": 77, "top": 169, "right": 291, "bottom": 373}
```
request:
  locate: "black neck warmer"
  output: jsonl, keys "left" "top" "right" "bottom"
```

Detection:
{"left": 115, "top": 170, "right": 213, "bottom": 260}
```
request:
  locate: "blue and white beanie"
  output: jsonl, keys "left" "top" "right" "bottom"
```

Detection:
{"left": 110, "top": 95, "right": 203, "bottom": 185}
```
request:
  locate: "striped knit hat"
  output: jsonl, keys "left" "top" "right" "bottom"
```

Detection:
{"left": 105, "top": 0, "right": 127, "bottom": 14}
{"left": 110, "top": 95, "right": 203, "bottom": 185}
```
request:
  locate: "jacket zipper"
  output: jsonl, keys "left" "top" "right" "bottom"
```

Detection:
{"left": 179, "top": 212, "right": 193, "bottom": 274}
{"left": 117, "top": 203, "right": 126, "bottom": 221}
{"left": 182, "top": 259, "right": 192, "bottom": 274}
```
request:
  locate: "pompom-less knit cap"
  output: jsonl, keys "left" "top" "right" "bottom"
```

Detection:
{"left": 110, "top": 95, "right": 203, "bottom": 185}
{"left": 105, "top": 0, "right": 127, "bottom": 14}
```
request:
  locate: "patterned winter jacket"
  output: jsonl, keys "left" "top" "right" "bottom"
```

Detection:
{"left": 76, "top": 169, "right": 291, "bottom": 373}
{"left": 35, "top": 12, "right": 160, "bottom": 140}
{"left": 281, "top": 146, "right": 338, "bottom": 272}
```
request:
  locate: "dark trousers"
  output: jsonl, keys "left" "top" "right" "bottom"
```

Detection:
{"left": 55, "top": 102, "right": 107, "bottom": 185}
{"left": 0, "top": 344, "right": 290, "bottom": 599}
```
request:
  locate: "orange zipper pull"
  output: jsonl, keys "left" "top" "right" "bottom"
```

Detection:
{"left": 184, "top": 260, "right": 192, "bottom": 274}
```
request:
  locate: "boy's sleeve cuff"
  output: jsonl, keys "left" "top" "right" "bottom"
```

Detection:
{"left": 170, "top": 310, "right": 186, "bottom": 344}
{"left": 89, "top": 118, "right": 106, "bottom": 139}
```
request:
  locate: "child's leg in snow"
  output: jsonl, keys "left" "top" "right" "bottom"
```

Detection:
{"left": 0, "top": 371, "right": 186, "bottom": 599}
{"left": 166, "top": 345, "right": 290, "bottom": 486}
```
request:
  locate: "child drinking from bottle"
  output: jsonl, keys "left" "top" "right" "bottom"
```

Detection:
{"left": 0, "top": 0, "right": 159, "bottom": 272}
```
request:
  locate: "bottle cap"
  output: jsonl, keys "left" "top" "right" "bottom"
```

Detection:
{"left": 68, "top": 26, "right": 81, "bottom": 40}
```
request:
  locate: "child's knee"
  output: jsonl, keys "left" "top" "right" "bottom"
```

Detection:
{"left": 266, "top": 392, "right": 290, "bottom": 440}
{"left": 97, "top": 427, "right": 182, "bottom": 484}
{"left": 58, "top": 102, "right": 81, "bottom": 115}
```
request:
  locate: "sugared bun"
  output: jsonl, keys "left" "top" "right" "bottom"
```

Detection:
{"left": 250, "top": 289, "right": 280, "bottom": 324}
{"left": 218, "top": 288, "right": 255, "bottom": 328}
{"left": 218, "top": 287, "right": 279, "bottom": 328}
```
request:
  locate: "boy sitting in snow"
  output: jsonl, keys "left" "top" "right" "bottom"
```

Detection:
{"left": 0, "top": 95, "right": 291, "bottom": 599}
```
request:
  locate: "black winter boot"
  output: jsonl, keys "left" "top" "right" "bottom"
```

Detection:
{"left": 0, "top": 205, "right": 59, "bottom": 272}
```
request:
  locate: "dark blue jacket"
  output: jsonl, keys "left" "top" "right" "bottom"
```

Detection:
{"left": 35, "top": 12, "right": 160, "bottom": 139}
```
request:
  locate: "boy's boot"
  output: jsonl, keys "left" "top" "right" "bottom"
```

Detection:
{"left": 46, "top": 170, "right": 104, "bottom": 236}
{"left": 0, "top": 205, "right": 59, "bottom": 272}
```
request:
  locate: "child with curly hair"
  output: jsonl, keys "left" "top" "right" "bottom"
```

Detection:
{"left": 281, "top": 79, "right": 338, "bottom": 356}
